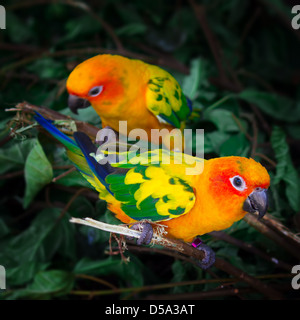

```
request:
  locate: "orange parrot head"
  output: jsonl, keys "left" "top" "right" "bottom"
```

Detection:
{"left": 66, "top": 55, "right": 126, "bottom": 115}
{"left": 205, "top": 156, "right": 270, "bottom": 223}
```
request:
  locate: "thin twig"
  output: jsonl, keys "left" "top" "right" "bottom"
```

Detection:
{"left": 244, "top": 213, "right": 300, "bottom": 260}
{"left": 145, "top": 273, "right": 293, "bottom": 300}
{"left": 214, "top": 258, "right": 284, "bottom": 299}
{"left": 0, "top": 46, "right": 189, "bottom": 75}
{"left": 62, "top": 0, "right": 124, "bottom": 52}
{"left": 237, "top": 69, "right": 275, "bottom": 93}
{"left": 188, "top": 0, "right": 272, "bottom": 137}
{"left": 52, "top": 167, "right": 76, "bottom": 183}
{"left": 241, "top": 113, "right": 258, "bottom": 158}
{"left": 210, "top": 231, "right": 292, "bottom": 271}
{"left": 126, "top": 244, "right": 200, "bottom": 267}
{"left": 0, "top": 135, "right": 13, "bottom": 147}
{"left": 69, "top": 272, "right": 291, "bottom": 298}
{"left": 188, "top": 0, "right": 227, "bottom": 83}
{"left": 263, "top": 214, "right": 300, "bottom": 247}
{"left": 75, "top": 274, "right": 118, "bottom": 290}
{"left": 51, "top": 184, "right": 99, "bottom": 201}
{"left": 0, "top": 165, "right": 76, "bottom": 181}
{"left": 56, "top": 188, "right": 89, "bottom": 223}
{"left": 253, "top": 152, "right": 277, "bottom": 168}
{"left": 145, "top": 287, "right": 251, "bottom": 300}
{"left": 238, "top": 8, "right": 262, "bottom": 47}
{"left": 231, "top": 113, "right": 253, "bottom": 141}
{"left": 0, "top": 170, "right": 24, "bottom": 180}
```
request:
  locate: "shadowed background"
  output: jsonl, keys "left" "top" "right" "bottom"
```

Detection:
{"left": 0, "top": 0, "right": 300, "bottom": 300}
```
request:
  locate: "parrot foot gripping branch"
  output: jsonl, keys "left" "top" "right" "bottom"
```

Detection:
{"left": 69, "top": 217, "right": 215, "bottom": 269}
{"left": 69, "top": 217, "right": 166, "bottom": 245}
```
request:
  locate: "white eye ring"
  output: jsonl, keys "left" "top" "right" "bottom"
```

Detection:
{"left": 88, "top": 85, "right": 103, "bottom": 97}
{"left": 230, "top": 175, "right": 247, "bottom": 192}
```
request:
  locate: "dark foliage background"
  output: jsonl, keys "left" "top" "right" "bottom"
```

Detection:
{"left": 0, "top": 0, "right": 300, "bottom": 300}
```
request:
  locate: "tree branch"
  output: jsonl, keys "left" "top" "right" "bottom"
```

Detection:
{"left": 70, "top": 217, "right": 283, "bottom": 299}
{"left": 6, "top": 102, "right": 100, "bottom": 139}
{"left": 210, "top": 230, "right": 292, "bottom": 271}
{"left": 244, "top": 212, "right": 300, "bottom": 260}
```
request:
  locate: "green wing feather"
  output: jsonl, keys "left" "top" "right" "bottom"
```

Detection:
{"left": 106, "top": 150, "right": 200, "bottom": 221}
{"left": 146, "top": 66, "right": 192, "bottom": 128}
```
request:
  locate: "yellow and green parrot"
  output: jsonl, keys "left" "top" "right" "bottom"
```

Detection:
{"left": 35, "top": 113, "right": 270, "bottom": 269}
{"left": 66, "top": 54, "right": 192, "bottom": 149}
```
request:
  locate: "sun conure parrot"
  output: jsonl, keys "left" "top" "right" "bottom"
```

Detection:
{"left": 66, "top": 54, "right": 192, "bottom": 149}
{"left": 34, "top": 113, "right": 270, "bottom": 269}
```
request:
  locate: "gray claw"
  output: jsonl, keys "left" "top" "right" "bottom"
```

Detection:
{"left": 137, "top": 223, "right": 153, "bottom": 245}
{"left": 194, "top": 243, "right": 216, "bottom": 270}
{"left": 127, "top": 223, "right": 153, "bottom": 246}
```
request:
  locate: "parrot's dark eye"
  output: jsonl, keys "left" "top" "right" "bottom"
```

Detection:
{"left": 233, "top": 177, "right": 242, "bottom": 186}
{"left": 230, "top": 175, "right": 247, "bottom": 192}
{"left": 88, "top": 86, "right": 103, "bottom": 97}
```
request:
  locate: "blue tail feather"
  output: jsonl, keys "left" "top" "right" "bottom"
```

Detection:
{"left": 73, "top": 132, "right": 112, "bottom": 192}
{"left": 186, "top": 97, "right": 193, "bottom": 114}
{"left": 34, "top": 112, "right": 78, "bottom": 152}
{"left": 34, "top": 112, "right": 112, "bottom": 194}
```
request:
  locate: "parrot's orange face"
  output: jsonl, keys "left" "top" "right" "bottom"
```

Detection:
{"left": 66, "top": 55, "right": 126, "bottom": 115}
{"left": 207, "top": 157, "right": 270, "bottom": 220}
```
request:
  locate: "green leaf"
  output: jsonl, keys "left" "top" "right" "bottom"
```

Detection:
{"left": 262, "top": 0, "right": 292, "bottom": 17}
{"left": 286, "top": 124, "right": 300, "bottom": 139}
{"left": 116, "top": 255, "right": 144, "bottom": 287}
{"left": 171, "top": 260, "right": 189, "bottom": 293}
{"left": 220, "top": 133, "right": 249, "bottom": 157}
{"left": 204, "top": 109, "right": 239, "bottom": 133}
{"left": 60, "top": 107, "right": 101, "bottom": 126}
{"left": 182, "top": 58, "right": 207, "bottom": 99}
{"left": 205, "top": 131, "right": 231, "bottom": 154}
{"left": 42, "top": 210, "right": 76, "bottom": 261}
{"left": 1, "top": 208, "right": 76, "bottom": 289}
{"left": 271, "top": 126, "right": 300, "bottom": 211}
{"left": 0, "top": 208, "right": 70, "bottom": 286}
{"left": 6, "top": 262, "right": 49, "bottom": 287}
{"left": 27, "top": 58, "right": 66, "bottom": 79}
{"left": 73, "top": 257, "right": 123, "bottom": 275}
{"left": 0, "top": 139, "right": 36, "bottom": 175}
{"left": 1, "top": 209, "right": 57, "bottom": 264}
{"left": 55, "top": 170, "right": 92, "bottom": 188}
{"left": 238, "top": 89, "right": 300, "bottom": 122}
{"left": 63, "top": 15, "right": 102, "bottom": 43}
{"left": 6, "top": 12, "right": 34, "bottom": 43}
{"left": 73, "top": 256, "right": 144, "bottom": 287}
{"left": 0, "top": 218, "right": 10, "bottom": 239}
{"left": 23, "top": 139, "right": 53, "bottom": 208}
{"left": 23, "top": 270, "right": 74, "bottom": 299}
{"left": 116, "top": 23, "right": 147, "bottom": 36}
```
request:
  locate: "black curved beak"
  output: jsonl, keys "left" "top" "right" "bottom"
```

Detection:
{"left": 68, "top": 94, "right": 90, "bottom": 114}
{"left": 243, "top": 188, "right": 268, "bottom": 219}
